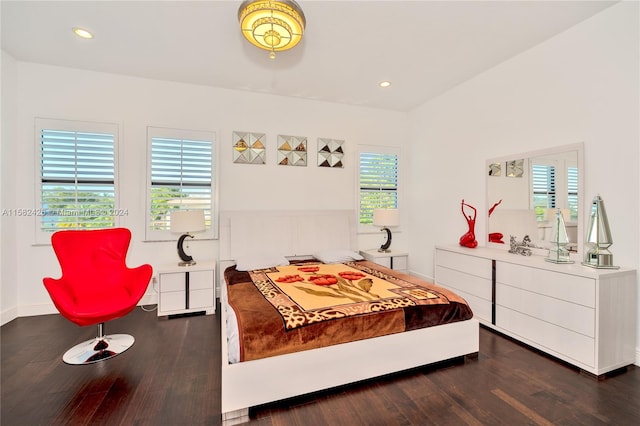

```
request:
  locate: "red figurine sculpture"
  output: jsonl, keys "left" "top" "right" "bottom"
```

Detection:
{"left": 459, "top": 199, "right": 478, "bottom": 248}
{"left": 488, "top": 199, "right": 504, "bottom": 244}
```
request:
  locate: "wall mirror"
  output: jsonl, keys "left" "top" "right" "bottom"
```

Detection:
{"left": 486, "top": 143, "right": 584, "bottom": 257}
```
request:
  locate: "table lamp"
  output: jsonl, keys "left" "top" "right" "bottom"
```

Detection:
{"left": 373, "top": 208, "right": 399, "bottom": 252}
{"left": 546, "top": 208, "right": 574, "bottom": 264}
{"left": 170, "top": 210, "right": 206, "bottom": 266}
{"left": 582, "top": 195, "right": 619, "bottom": 269}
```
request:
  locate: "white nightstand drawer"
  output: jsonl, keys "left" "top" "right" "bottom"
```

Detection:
{"left": 190, "top": 288, "right": 214, "bottom": 309}
{"left": 159, "top": 273, "right": 185, "bottom": 292}
{"left": 159, "top": 291, "right": 186, "bottom": 312}
{"left": 189, "top": 270, "right": 214, "bottom": 290}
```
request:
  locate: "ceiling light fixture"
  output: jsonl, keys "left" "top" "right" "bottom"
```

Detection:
{"left": 238, "top": 0, "right": 306, "bottom": 59}
{"left": 379, "top": 81, "right": 391, "bottom": 88}
{"left": 72, "top": 27, "right": 94, "bottom": 39}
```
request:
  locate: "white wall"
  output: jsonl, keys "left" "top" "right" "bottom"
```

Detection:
{"left": 1, "top": 50, "right": 19, "bottom": 323}
{"left": 408, "top": 2, "right": 639, "bottom": 354}
{"left": 1, "top": 62, "right": 409, "bottom": 323}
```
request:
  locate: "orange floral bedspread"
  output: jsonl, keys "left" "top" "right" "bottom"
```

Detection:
{"left": 225, "top": 260, "right": 473, "bottom": 362}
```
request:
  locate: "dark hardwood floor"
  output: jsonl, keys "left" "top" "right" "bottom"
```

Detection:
{"left": 2, "top": 305, "right": 639, "bottom": 425}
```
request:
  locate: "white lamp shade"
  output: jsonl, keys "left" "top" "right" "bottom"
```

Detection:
{"left": 373, "top": 209, "right": 399, "bottom": 227}
{"left": 170, "top": 210, "right": 206, "bottom": 234}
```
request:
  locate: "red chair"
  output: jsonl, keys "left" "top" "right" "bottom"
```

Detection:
{"left": 43, "top": 228, "right": 152, "bottom": 365}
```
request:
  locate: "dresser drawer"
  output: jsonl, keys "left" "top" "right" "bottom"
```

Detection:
{"left": 435, "top": 265, "right": 492, "bottom": 301}
{"left": 436, "top": 249, "right": 492, "bottom": 280}
{"left": 496, "top": 261, "right": 595, "bottom": 307}
{"left": 496, "top": 283, "right": 595, "bottom": 337}
{"left": 496, "top": 306, "right": 595, "bottom": 367}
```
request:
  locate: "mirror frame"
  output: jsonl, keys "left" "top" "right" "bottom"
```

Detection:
{"left": 486, "top": 142, "right": 584, "bottom": 258}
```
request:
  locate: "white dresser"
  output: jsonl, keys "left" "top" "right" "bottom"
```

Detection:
{"left": 435, "top": 245, "right": 636, "bottom": 376}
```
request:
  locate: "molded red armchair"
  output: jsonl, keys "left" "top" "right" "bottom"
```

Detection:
{"left": 43, "top": 228, "right": 152, "bottom": 364}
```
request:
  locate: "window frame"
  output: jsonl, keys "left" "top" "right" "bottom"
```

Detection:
{"left": 356, "top": 145, "right": 400, "bottom": 233}
{"left": 145, "top": 126, "right": 218, "bottom": 242}
{"left": 34, "top": 118, "right": 120, "bottom": 245}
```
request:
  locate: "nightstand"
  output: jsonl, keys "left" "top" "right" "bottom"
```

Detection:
{"left": 156, "top": 261, "right": 216, "bottom": 317}
{"left": 359, "top": 249, "right": 408, "bottom": 272}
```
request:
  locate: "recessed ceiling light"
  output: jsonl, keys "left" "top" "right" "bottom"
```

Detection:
{"left": 379, "top": 81, "right": 391, "bottom": 88}
{"left": 73, "top": 27, "right": 94, "bottom": 39}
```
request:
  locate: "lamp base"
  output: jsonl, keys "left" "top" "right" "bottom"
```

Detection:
{"left": 545, "top": 245, "right": 574, "bottom": 264}
{"left": 379, "top": 227, "right": 392, "bottom": 252}
{"left": 582, "top": 251, "right": 619, "bottom": 269}
{"left": 177, "top": 233, "right": 195, "bottom": 266}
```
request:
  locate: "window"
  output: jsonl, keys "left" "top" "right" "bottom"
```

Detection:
{"left": 358, "top": 146, "right": 399, "bottom": 226}
{"left": 146, "top": 127, "right": 216, "bottom": 240}
{"left": 567, "top": 166, "right": 578, "bottom": 221}
{"left": 531, "top": 164, "right": 556, "bottom": 220}
{"left": 36, "top": 118, "right": 118, "bottom": 243}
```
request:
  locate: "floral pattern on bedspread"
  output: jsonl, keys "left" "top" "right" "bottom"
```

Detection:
{"left": 248, "top": 261, "right": 453, "bottom": 330}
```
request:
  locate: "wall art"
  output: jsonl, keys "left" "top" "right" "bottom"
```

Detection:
{"left": 488, "top": 162, "right": 501, "bottom": 176}
{"left": 506, "top": 159, "right": 524, "bottom": 177}
{"left": 277, "top": 135, "right": 307, "bottom": 166}
{"left": 233, "top": 131, "right": 266, "bottom": 164}
{"left": 317, "top": 138, "right": 344, "bottom": 168}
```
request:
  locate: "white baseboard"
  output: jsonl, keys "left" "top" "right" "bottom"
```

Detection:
{"left": 1, "top": 294, "right": 159, "bottom": 327}
{"left": 1, "top": 306, "right": 18, "bottom": 326}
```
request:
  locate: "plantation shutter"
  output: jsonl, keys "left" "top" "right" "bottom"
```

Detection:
{"left": 567, "top": 166, "right": 578, "bottom": 220}
{"left": 39, "top": 127, "right": 116, "bottom": 232}
{"left": 149, "top": 136, "right": 213, "bottom": 232}
{"left": 359, "top": 152, "right": 398, "bottom": 224}
{"left": 531, "top": 164, "right": 556, "bottom": 219}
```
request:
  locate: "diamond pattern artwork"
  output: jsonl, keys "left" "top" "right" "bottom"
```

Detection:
{"left": 317, "top": 138, "right": 344, "bottom": 168}
{"left": 277, "top": 135, "right": 307, "bottom": 166}
{"left": 233, "top": 131, "right": 266, "bottom": 165}
{"left": 506, "top": 159, "right": 524, "bottom": 177}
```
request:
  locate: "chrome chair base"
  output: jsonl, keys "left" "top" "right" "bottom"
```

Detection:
{"left": 63, "top": 333, "right": 135, "bottom": 365}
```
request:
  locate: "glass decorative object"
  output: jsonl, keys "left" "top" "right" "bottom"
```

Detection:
{"left": 582, "top": 195, "right": 619, "bottom": 269}
{"left": 546, "top": 208, "right": 574, "bottom": 264}
{"left": 317, "top": 138, "right": 344, "bottom": 168}
{"left": 277, "top": 135, "right": 307, "bottom": 166}
{"left": 233, "top": 131, "right": 266, "bottom": 164}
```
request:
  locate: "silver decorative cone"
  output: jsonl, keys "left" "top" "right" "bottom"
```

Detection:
{"left": 582, "top": 195, "right": 619, "bottom": 269}
{"left": 546, "top": 208, "right": 574, "bottom": 264}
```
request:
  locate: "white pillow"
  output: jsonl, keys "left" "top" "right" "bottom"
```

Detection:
{"left": 312, "top": 249, "right": 364, "bottom": 264}
{"left": 235, "top": 254, "right": 290, "bottom": 271}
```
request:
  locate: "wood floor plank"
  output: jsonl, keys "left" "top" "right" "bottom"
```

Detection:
{"left": 2, "top": 307, "right": 640, "bottom": 425}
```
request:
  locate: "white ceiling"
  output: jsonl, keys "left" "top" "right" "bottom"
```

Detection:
{"left": 1, "top": 0, "right": 617, "bottom": 111}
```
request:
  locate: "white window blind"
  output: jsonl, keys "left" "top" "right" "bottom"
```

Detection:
{"left": 567, "top": 166, "right": 578, "bottom": 220}
{"left": 147, "top": 127, "right": 215, "bottom": 240}
{"left": 37, "top": 119, "right": 118, "bottom": 239}
{"left": 358, "top": 150, "right": 398, "bottom": 225}
{"left": 532, "top": 164, "right": 556, "bottom": 220}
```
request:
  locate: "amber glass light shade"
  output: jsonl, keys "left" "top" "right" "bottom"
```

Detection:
{"left": 238, "top": 0, "right": 306, "bottom": 57}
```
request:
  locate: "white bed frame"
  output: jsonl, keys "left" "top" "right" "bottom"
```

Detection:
{"left": 219, "top": 210, "right": 479, "bottom": 424}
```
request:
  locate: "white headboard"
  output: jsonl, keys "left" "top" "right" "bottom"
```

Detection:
{"left": 219, "top": 210, "right": 358, "bottom": 261}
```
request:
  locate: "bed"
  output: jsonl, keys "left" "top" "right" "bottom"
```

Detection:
{"left": 219, "top": 210, "right": 479, "bottom": 424}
